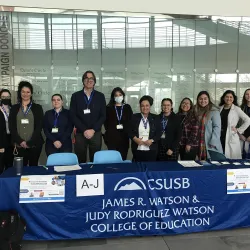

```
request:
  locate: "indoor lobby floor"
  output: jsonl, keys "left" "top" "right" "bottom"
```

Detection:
{"left": 22, "top": 228, "right": 250, "bottom": 250}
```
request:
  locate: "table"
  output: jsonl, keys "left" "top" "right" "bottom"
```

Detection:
{"left": 1, "top": 161, "right": 250, "bottom": 240}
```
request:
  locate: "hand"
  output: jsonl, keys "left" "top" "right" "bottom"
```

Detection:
{"left": 53, "top": 141, "right": 62, "bottom": 149}
{"left": 0, "top": 148, "right": 5, "bottom": 153}
{"left": 231, "top": 126, "right": 237, "bottom": 133}
{"left": 84, "top": 129, "right": 95, "bottom": 139}
{"left": 20, "top": 141, "right": 28, "bottom": 148}
{"left": 209, "top": 144, "right": 216, "bottom": 149}
{"left": 133, "top": 137, "right": 144, "bottom": 146}
{"left": 144, "top": 140, "right": 153, "bottom": 147}
{"left": 247, "top": 136, "right": 250, "bottom": 143}
{"left": 185, "top": 145, "right": 191, "bottom": 152}
{"left": 166, "top": 149, "right": 173, "bottom": 156}
{"left": 239, "top": 134, "right": 246, "bottom": 141}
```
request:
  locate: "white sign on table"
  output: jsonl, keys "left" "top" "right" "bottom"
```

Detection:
{"left": 19, "top": 175, "right": 65, "bottom": 203}
{"left": 227, "top": 168, "right": 250, "bottom": 194}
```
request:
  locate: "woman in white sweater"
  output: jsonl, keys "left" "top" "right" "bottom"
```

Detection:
{"left": 219, "top": 90, "right": 250, "bottom": 159}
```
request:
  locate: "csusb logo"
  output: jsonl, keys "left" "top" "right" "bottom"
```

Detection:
{"left": 114, "top": 177, "right": 190, "bottom": 191}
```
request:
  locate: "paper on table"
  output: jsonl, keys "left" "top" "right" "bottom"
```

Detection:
{"left": 233, "top": 162, "right": 242, "bottom": 165}
{"left": 221, "top": 162, "right": 230, "bottom": 165}
{"left": 244, "top": 162, "right": 250, "bottom": 165}
{"left": 211, "top": 161, "right": 221, "bottom": 165}
{"left": 178, "top": 161, "right": 202, "bottom": 167}
{"left": 54, "top": 165, "right": 82, "bottom": 172}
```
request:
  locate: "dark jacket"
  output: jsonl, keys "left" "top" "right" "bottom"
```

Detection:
{"left": 158, "top": 112, "right": 181, "bottom": 150}
{"left": 242, "top": 106, "right": 250, "bottom": 138}
{"left": 0, "top": 111, "right": 7, "bottom": 149}
{"left": 104, "top": 104, "right": 133, "bottom": 148}
{"left": 70, "top": 89, "right": 106, "bottom": 133}
{"left": 43, "top": 108, "right": 73, "bottom": 149}
{"left": 9, "top": 103, "right": 44, "bottom": 147}
{"left": 128, "top": 113, "right": 162, "bottom": 151}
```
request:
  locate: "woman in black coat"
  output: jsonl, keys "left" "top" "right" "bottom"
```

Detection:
{"left": 9, "top": 81, "right": 44, "bottom": 166}
{"left": 0, "top": 89, "right": 13, "bottom": 172}
{"left": 0, "top": 111, "right": 7, "bottom": 174}
{"left": 157, "top": 98, "right": 181, "bottom": 161}
{"left": 43, "top": 94, "right": 73, "bottom": 156}
{"left": 104, "top": 87, "right": 133, "bottom": 160}
{"left": 128, "top": 95, "right": 161, "bottom": 162}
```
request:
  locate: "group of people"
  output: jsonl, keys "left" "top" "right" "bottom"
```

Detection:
{"left": 1, "top": 70, "right": 250, "bottom": 173}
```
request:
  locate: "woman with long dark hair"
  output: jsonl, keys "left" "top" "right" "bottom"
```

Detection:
{"left": 157, "top": 98, "right": 181, "bottom": 161}
{"left": 177, "top": 97, "right": 193, "bottom": 123}
{"left": 0, "top": 89, "right": 13, "bottom": 172}
{"left": 219, "top": 90, "right": 250, "bottom": 159}
{"left": 9, "top": 81, "right": 44, "bottom": 166}
{"left": 193, "top": 91, "right": 223, "bottom": 160}
{"left": 104, "top": 87, "right": 133, "bottom": 160}
{"left": 240, "top": 89, "right": 250, "bottom": 158}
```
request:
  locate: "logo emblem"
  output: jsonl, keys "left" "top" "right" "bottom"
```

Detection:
{"left": 114, "top": 177, "right": 147, "bottom": 191}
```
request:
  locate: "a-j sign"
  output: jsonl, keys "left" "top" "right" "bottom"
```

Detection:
{"left": 0, "top": 13, "right": 11, "bottom": 88}
{"left": 75, "top": 171, "right": 218, "bottom": 237}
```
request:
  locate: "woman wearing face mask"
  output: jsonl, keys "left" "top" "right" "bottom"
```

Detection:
{"left": 9, "top": 81, "right": 44, "bottom": 166}
{"left": 240, "top": 89, "right": 250, "bottom": 158}
{"left": 43, "top": 94, "right": 73, "bottom": 156}
{"left": 157, "top": 98, "right": 181, "bottom": 161}
{"left": 0, "top": 89, "right": 13, "bottom": 173}
{"left": 104, "top": 87, "right": 133, "bottom": 160}
{"left": 128, "top": 95, "right": 162, "bottom": 162}
{"left": 193, "top": 91, "right": 223, "bottom": 161}
{"left": 219, "top": 90, "right": 250, "bottom": 159}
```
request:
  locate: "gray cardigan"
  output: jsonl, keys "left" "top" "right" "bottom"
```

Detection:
{"left": 205, "top": 107, "right": 223, "bottom": 158}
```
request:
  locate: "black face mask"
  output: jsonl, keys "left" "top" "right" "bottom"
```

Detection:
{"left": 1, "top": 99, "right": 11, "bottom": 106}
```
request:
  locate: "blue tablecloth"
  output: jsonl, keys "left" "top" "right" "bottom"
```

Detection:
{"left": 1, "top": 162, "right": 250, "bottom": 240}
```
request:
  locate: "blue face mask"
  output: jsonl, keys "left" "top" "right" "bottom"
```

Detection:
{"left": 115, "top": 96, "right": 123, "bottom": 104}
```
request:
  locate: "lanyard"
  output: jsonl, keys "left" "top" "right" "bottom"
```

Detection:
{"left": 162, "top": 115, "right": 168, "bottom": 132}
{"left": 84, "top": 90, "right": 94, "bottom": 108}
{"left": 54, "top": 110, "right": 61, "bottom": 127}
{"left": 141, "top": 115, "right": 148, "bottom": 130}
{"left": 1, "top": 105, "right": 9, "bottom": 119}
{"left": 115, "top": 105, "right": 124, "bottom": 124}
{"left": 21, "top": 102, "right": 32, "bottom": 116}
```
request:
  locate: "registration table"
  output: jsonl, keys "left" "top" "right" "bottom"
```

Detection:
{"left": 1, "top": 161, "right": 250, "bottom": 240}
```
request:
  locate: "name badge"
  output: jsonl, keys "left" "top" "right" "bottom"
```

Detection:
{"left": 116, "top": 124, "right": 123, "bottom": 130}
{"left": 21, "top": 119, "right": 29, "bottom": 124}
{"left": 52, "top": 128, "right": 59, "bottom": 133}
{"left": 161, "top": 132, "right": 165, "bottom": 139}
{"left": 84, "top": 109, "right": 91, "bottom": 114}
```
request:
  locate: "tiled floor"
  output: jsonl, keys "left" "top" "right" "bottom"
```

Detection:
{"left": 22, "top": 228, "right": 250, "bottom": 250}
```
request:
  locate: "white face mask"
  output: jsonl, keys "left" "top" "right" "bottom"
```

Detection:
{"left": 115, "top": 96, "right": 123, "bottom": 104}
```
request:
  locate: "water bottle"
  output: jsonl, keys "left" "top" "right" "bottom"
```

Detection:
{"left": 14, "top": 157, "right": 23, "bottom": 176}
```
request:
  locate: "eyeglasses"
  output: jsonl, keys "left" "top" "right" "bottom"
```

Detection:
{"left": 84, "top": 77, "right": 95, "bottom": 83}
{"left": 1, "top": 96, "right": 11, "bottom": 100}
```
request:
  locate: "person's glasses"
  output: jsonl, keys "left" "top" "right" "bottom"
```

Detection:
{"left": 84, "top": 77, "right": 95, "bottom": 83}
{"left": 1, "top": 96, "right": 10, "bottom": 100}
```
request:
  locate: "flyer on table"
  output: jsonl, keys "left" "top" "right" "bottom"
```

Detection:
{"left": 19, "top": 175, "right": 65, "bottom": 203}
{"left": 227, "top": 168, "right": 250, "bottom": 194}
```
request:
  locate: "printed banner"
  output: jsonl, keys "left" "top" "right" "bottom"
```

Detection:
{"left": 19, "top": 175, "right": 65, "bottom": 203}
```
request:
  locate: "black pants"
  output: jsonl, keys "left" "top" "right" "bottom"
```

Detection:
{"left": 45, "top": 144, "right": 72, "bottom": 157}
{"left": 15, "top": 146, "right": 43, "bottom": 166}
{"left": 4, "top": 135, "right": 14, "bottom": 169}
{"left": 132, "top": 150, "right": 157, "bottom": 162}
{"left": 107, "top": 145, "right": 128, "bottom": 160}
{"left": 179, "top": 146, "right": 198, "bottom": 160}
{"left": 0, "top": 153, "right": 4, "bottom": 174}
{"left": 74, "top": 132, "right": 102, "bottom": 163}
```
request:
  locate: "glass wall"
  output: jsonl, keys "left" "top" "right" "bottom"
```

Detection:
{"left": 1, "top": 12, "right": 250, "bottom": 112}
